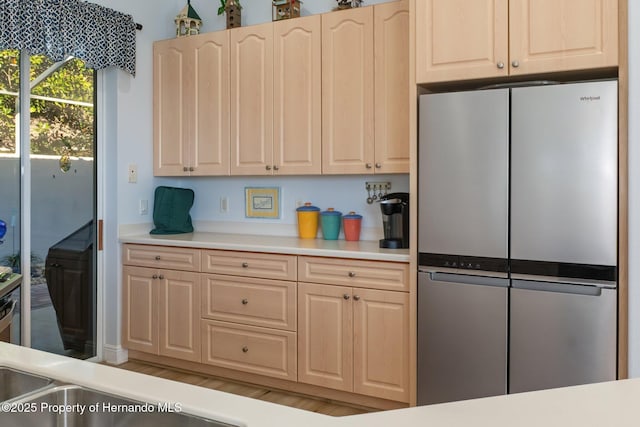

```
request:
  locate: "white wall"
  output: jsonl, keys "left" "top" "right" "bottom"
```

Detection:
{"left": 92, "top": 0, "right": 400, "bottom": 358}
{"left": 627, "top": 0, "right": 639, "bottom": 378}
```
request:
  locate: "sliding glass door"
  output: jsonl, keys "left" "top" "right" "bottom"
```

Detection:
{"left": 0, "top": 50, "right": 97, "bottom": 359}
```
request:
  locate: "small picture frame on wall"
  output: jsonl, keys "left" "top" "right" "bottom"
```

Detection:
{"left": 245, "top": 187, "right": 280, "bottom": 219}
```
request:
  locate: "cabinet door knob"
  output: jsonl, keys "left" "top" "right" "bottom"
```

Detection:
{"left": 183, "top": 167, "right": 188, "bottom": 172}
{"left": 273, "top": 165, "right": 279, "bottom": 171}
{"left": 152, "top": 274, "right": 158, "bottom": 279}
{"left": 343, "top": 294, "right": 351, "bottom": 300}
{"left": 348, "top": 271, "right": 356, "bottom": 278}
{"left": 158, "top": 274, "right": 165, "bottom": 280}
{"left": 265, "top": 165, "right": 272, "bottom": 171}
{"left": 241, "top": 298, "right": 248, "bottom": 305}
{"left": 242, "top": 346, "right": 249, "bottom": 353}
{"left": 512, "top": 60, "right": 520, "bottom": 68}
{"left": 155, "top": 256, "right": 161, "bottom": 261}
{"left": 242, "top": 262, "right": 249, "bottom": 268}
{"left": 353, "top": 295, "right": 361, "bottom": 301}
{"left": 189, "top": 166, "right": 194, "bottom": 172}
{"left": 375, "top": 163, "right": 381, "bottom": 169}
{"left": 497, "top": 61, "right": 505, "bottom": 69}
{"left": 365, "top": 163, "right": 373, "bottom": 169}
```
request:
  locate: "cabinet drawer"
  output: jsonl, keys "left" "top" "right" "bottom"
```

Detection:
{"left": 202, "top": 274, "right": 296, "bottom": 331}
{"left": 298, "top": 256, "right": 409, "bottom": 292}
{"left": 201, "top": 320, "right": 297, "bottom": 381}
{"left": 123, "top": 244, "right": 201, "bottom": 272}
{"left": 202, "top": 250, "right": 296, "bottom": 281}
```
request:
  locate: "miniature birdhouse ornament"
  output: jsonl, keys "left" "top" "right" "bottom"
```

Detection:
{"left": 273, "top": 0, "right": 301, "bottom": 21}
{"left": 225, "top": 0, "right": 242, "bottom": 29}
{"left": 175, "top": 0, "right": 202, "bottom": 37}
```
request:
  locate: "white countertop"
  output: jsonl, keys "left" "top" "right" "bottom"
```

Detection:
{"left": 119, "top": 231, "right": 410, "bottom": 263}
{"left": 2, "top": 343, "right": 640, "bottom": 427}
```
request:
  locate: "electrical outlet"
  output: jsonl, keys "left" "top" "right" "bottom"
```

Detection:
{"left": 139, "top": 199, "right": 148, "bottom": 215}
{"left": 128, "top": 164, "right": 138, "bottom": 183}
{"left": 220, "top": 197, "right": 229, "bottom": 213}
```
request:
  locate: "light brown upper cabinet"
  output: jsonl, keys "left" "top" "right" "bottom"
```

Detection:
{"left": 273, "top": 15, "right": 322, "bottom": 175}
{"left": 374, "top": 0, "right": 410, "bottom": 174}
{"left": 416, "top": 0, "right": 618, "bottom": 84}
{"left": 322, "top": 1, "right": 409, "bottom": 175}
{"left": 230, "top": 18, "right": 321, "bottom": 176}
{"left": 154, "top": 32, "right": 230, "bottom": 176}
{"left": 229, "top": 23, "right": 274, "bottom": 175}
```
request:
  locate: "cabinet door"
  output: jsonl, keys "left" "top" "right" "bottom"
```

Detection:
{"left": 189, "top": 31, "right": 230, "bottom": 176}
{"left": 353, "top": 288, "right": 410, "bottom": 402}
{"left": 158, "top": 270, "right": 201, "bottom": 362}
{"left": 416, "top": 0, "right": 509, "bottom": 83}
{"left": 374, "top": 0, "right": 409, "bottom": 173}
{"left": 322, "top": 7, "right": 374, "bottom": 174}
{"left": 230, "top": 23, "right": 274, "bottom": 175}
{"left": 273, "top": 15, "right": 322, "bottom": 175}
{"left": 122, "top": 266, "right": 158, "bottom": 354}
{"left": 298, "top": 283, "right": 353, "bottom": 391}
{"left": 153, "top": 38, "right": 190, "bottom": 176}
{"left": 509, "top": 0, "right": 618, "bottom": 75}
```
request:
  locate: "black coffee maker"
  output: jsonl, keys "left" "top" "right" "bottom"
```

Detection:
{"left": 379, "top": 192, "right": 409, "bottom": 249}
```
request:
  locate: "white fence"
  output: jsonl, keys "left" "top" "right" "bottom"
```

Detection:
{"left": 0, "top": 155, "right": 94, "bottom": 268}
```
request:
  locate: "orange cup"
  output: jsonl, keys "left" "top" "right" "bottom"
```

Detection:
{"left": 343, "top": 211, "right": 362, "bottom": 241}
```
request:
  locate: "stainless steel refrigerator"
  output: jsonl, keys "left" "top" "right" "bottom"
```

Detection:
{"left": 417, "top": 80, "right": 618, "bottom": 405}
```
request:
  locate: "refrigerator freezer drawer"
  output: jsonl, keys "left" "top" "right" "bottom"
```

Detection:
{"left": 509, "top": 284, "right": 617, "bottom": 394}
{"left": 417, "top": 272, "right": 508, "bottom": 405}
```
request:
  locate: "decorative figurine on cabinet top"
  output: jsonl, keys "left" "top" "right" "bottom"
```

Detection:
{"left": 175, "top": 0, "right": 202, "bottom": 37}
{"left": 335, "top": 0, "right": 363, "bottom": 10}
{"left": 273, "top": 0, "right": 301, "bottom": 21}
{"left": 218, "top": 0, "right": 242, "bottom": 29}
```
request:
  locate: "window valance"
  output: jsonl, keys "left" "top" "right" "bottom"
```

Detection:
{"left": 0, "top": 0, "right": 137, "bottom": 75}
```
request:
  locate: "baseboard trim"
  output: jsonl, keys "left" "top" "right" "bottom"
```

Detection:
{"left": 103, "top": 344, "right": 128, "bottom": 365}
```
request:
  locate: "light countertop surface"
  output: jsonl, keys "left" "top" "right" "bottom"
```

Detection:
{"left": 2, "top": 343, "right": 640, "bottom": 427}
{"left": 119, "top": 231, "right": 410, "bottom": 263}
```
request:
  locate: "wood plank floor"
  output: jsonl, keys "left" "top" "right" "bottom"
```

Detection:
{"left": 110, "top": 360, "right": 375, "bottom": 417}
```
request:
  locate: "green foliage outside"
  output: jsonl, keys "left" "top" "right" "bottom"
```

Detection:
{"left": 0, "top": 50, "right": 94, "bottom": 157}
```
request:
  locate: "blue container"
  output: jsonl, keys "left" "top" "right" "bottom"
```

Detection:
{"left": 320, "top": 208, "right": 342, "bottom": 240}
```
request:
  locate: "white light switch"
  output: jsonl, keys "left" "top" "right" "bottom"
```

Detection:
{"left": 128, "top": 164, "right": 138, "bottom": 183}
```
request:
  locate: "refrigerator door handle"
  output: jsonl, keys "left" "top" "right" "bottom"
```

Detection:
{"left": 511, "top": 279, "right": 611, "bottom": 296}
{"left": 427, "top": 272, "right": 509, "bottom": 288}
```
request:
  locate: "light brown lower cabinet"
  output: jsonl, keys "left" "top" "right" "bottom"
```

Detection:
{"left": 297, "top": 282, "right": 410, "bottom": 402}
{"left": 122, "top": 265, "right": 201, "bottom": 362}
{"left": 122, "top": 244, "right": 410, "bottom": 405}
{"left": 201, "top": 319, "right": 297, "bottom": 381}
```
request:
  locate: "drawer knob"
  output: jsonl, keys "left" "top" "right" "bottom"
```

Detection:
{"left": 343, "top": 294, "right": 350, "bottom": 300}
{"left": 242, "top": 262, "right": 249, "bottom": 268}
{"left": 242, "top": 346, "right": 249, "bottom": 353}
{"left": 348, "top": 271, "right": 356, "bottom": 278}
{"left": 155, "top": 256, "right": 161, "bottom": 261}
{"left": 158, "top": 274, "right": 165, "bottom": 280}
{"left": 152, "top": 274, "right": 158, "bottom": 279}
{"left": 353, "top": 295, "right": 361, "bottom": 301}
{"left": 241, "top": 298, "right": 249, "bottom": 305}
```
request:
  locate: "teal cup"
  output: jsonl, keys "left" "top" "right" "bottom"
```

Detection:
{"left": 320, "top": 208, "right": 342, "bottom": 240}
